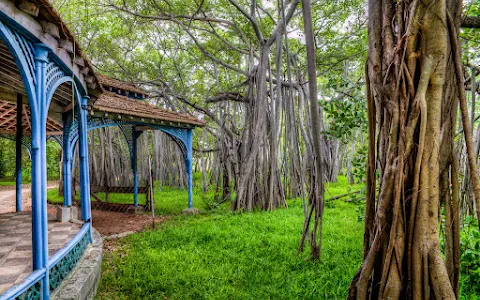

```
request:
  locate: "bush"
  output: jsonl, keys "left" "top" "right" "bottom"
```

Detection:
{"left": 460, "top": 216, "right": 480, "bottom": 296}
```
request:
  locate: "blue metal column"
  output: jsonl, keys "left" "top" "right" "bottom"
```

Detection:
{"left": 186, "top": 129, "right": 193, "bottom": 209}
{"left": 62, "top": 117, "right": 73, "bottom": 207}
{"left": 32, "top": 44, "right": 50, "bottom": 299}
{"left": 15, "top": 93, "right": 23, "bottom": 212}
{"left": 132, "top": 127, "right": 139, "bottom": 207}
{"left": 78, "top": 96, "right": 91, "bottom": 221}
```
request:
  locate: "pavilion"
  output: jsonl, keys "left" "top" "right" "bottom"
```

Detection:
{"left": 0, "top": 0, "right": 204, "bottom": 299}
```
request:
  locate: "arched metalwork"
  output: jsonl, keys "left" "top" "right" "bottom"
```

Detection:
{"left": 46, "top": 62, "right": 67, "bottom": 103}
{"left": 61, "top": 117, "right": 193, "bottom": 209}
{"left": 0, "top": 20, "right": 37, "bottom": 114}
{"left": 47, "top": 135, "right": 63, "bottom": 147}
{"left": 0, "top": 16, "right": 92, "bottom": 300}
{"left": 64, "top": 117, "right": 191, "bottom": 162}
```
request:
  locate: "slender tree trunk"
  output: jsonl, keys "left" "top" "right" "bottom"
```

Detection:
{"left": 299, "top": 0, "right": 325, "bottom": 260}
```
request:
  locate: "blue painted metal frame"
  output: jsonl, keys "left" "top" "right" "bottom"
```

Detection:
{"left": 62, "top": 118, "right": 194, "bottom": 209}
{"left": 48, "top": 223, "right": 90, "bottom": 292}
{"left": 0, "top": 16, "right": 92, "bottom": 300}
{"left": 62, "top": 114, "right": 75, "bottom": 208}
{"left": 78, "top": 97, "right": 91, "bottom": 221}
{"left": 91, "top": 120, "right": 192, "bottom": 208}
{"left": 16, "top": 93, "right": 23, "bottom": 212}
{"left": 131, "top": 127, "right": 140, "bottom": 207}
{"left": 0, "top": 270, "right": 44, "bottom": 300}
{"left": 33, "top": 43, "right": 53, "bottom": 300}
{"left": 0, "top": 11, "right": 88, "bottom": 97}
{"left": 0, "top": 10, "right": 194, "bottom": 298}
{"left": 0, "top": 223, "right": 91, "bottom": 300}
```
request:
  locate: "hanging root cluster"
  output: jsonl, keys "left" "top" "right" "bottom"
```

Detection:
{"left": 348, "top": 0, "right": 475, "bottom": 299}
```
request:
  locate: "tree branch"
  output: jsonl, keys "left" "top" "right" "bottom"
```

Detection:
{"left": 227, "top": 0, "right": 264, "bottom": 42}
{"left": 461, "top": 16, "right": 480, "bottom": 28}
{"left": 266, "top": 0, "right": 301, "bottom": 47}
{"left": 206, "top": 92, "right": 249, "bottom": 103}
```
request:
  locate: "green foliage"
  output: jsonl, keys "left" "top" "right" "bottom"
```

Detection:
{"left": 0, "top": 139, "right": 60, "bottom": 182}
{"left": 0, "top": 139, "right": 31, "bottom": 180}
{"left": 46, "top": 141, "right": 62, "bottom": 180}
{"left": 460, "top": 216, "right": 480, "bottom": 297}
{"left": 321, "top": 97, "right": 366, "bottom": 140}
{"left": 462, "top": 1, "right": 480, "bottom": 63}
{"left": 0, "top": 139, "right": 8, "bottom": 178}
{"left": 355, "top": 206, "right": 365, "bottom": 222}
{"left": 351, "top": 144, "right": 367, "bottom": 183}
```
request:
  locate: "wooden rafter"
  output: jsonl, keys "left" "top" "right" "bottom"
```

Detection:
{"left": 23, "top": 106, "right": 31, "bottom": 129}
{"left": 0, "top": 104, "right": 15, "bottom": 119}
{"left": 0, "top": 100, "right": 64, "bottom": 134}
{"left": 0, "top": 112, "right": 17, "bottom": 127}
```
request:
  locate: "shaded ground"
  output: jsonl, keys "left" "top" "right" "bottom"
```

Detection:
{"left": 91, "top": 210, "right": 168, "bottom": 236}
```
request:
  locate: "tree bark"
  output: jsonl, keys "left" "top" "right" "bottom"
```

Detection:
{"left": 300, "top": 0, "right": 325, "bottom": 260}
{"left": 349, "top": 0, "right": 461, "bottom": 298}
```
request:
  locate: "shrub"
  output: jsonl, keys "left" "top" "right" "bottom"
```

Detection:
{"left": 460, "top": 216, "right": 480, "bottom": 296}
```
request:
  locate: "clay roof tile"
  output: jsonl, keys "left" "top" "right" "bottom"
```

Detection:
{"left": 92, "top": 93, "right": 205, "bottom": 127}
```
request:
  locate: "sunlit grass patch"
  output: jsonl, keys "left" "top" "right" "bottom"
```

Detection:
{"left": 46, "top": 179, "right": 216, "bottom": 215}
{"left": 96, "top": 179, "right": 365, "bottom": 299}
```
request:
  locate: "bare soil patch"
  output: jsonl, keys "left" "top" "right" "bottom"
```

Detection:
{"left": 91, "top": 209, "right": 168, "bottom": 236}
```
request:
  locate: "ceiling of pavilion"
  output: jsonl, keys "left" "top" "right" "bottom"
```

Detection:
{"left": 0, "top": 38, "right": 72, "bottom": 135}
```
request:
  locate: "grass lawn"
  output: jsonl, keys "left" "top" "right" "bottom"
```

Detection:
{"left": 0, "top": 179, "right": 22, "bottom": 186}
{"left": 47, "top": 184, "right": 214, "bottom": 215}
{"left": 46, "top": 176, "right": 479, "bottom": 299}
{"left": 0, "top": 181, "right": 15, "bottom": 186}
{"left": 96, "top": 178, "right": 366, "bottom": 299}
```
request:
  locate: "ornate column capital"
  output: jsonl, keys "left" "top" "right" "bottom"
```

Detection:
{"left": 33, "top": 44, "right": 50, "bottom": 63}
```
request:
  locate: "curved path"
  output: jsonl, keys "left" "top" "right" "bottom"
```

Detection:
{"left": 0, "top": 183, "right": 58, "bottom": 214}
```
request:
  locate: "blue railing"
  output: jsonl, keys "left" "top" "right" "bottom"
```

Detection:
{"left": 48, "top": 223, "right": 90, "bottom": 292}
{"left": 0, "top": 223, "right": 91, "bottom": 300}
{"left": 0, "top": 270, "right": 44, "bottom": 300}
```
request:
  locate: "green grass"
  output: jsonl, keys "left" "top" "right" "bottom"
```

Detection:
{"left": 96, "top": 178, "right": 365, "bottom": 299}
{"left": 47, "top": 188, "right": 64, "bottom": 203}
{"left": 0, "top": 181, "right": 15, "bottom": 186}
{"left": 47, "top": 183, "right": 215, "bottom": 215}
{"left": 52, "top": 176, "right": 478, "bottom": 299}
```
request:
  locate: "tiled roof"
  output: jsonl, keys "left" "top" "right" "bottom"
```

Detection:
{"left": 97, "top": 75, "right": 148, "bottom": 97}
{"left": 34, "top": 0, "right": 102, "bottom": 94}
{"left": 92, "top": 93, "right": 205, "bottom": 127}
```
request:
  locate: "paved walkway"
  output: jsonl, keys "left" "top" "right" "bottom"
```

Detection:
{"left": 0, "top": 212, "right": 81, "bottom": 293}
{"left": 0, "top": 183, "right": 58, "bottom": 214}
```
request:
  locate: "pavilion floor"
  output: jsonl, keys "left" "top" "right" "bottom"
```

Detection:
{"left": 0, "top": 212, "right": 81, "bottom": 293}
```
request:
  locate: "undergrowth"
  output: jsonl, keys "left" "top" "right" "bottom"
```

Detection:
{"left": 459, "top": 216, "right": 480, "bottom": 298}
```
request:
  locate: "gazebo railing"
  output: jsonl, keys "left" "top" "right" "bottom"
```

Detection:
{"left": 0, "top": 223, "right": 91, "bottom": 300}
{"left": 0, "top": 270, "right": 44, "bottom": 300}
{"left": 48, "top": 223, "right": 91, "bottom": 292}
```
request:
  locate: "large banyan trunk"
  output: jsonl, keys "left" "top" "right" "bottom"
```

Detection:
{"left": 349, "top": 0, "right": 464, "bottom": 298}
{"left": 233, "top": 43, "right": 286, "bottom": 211}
